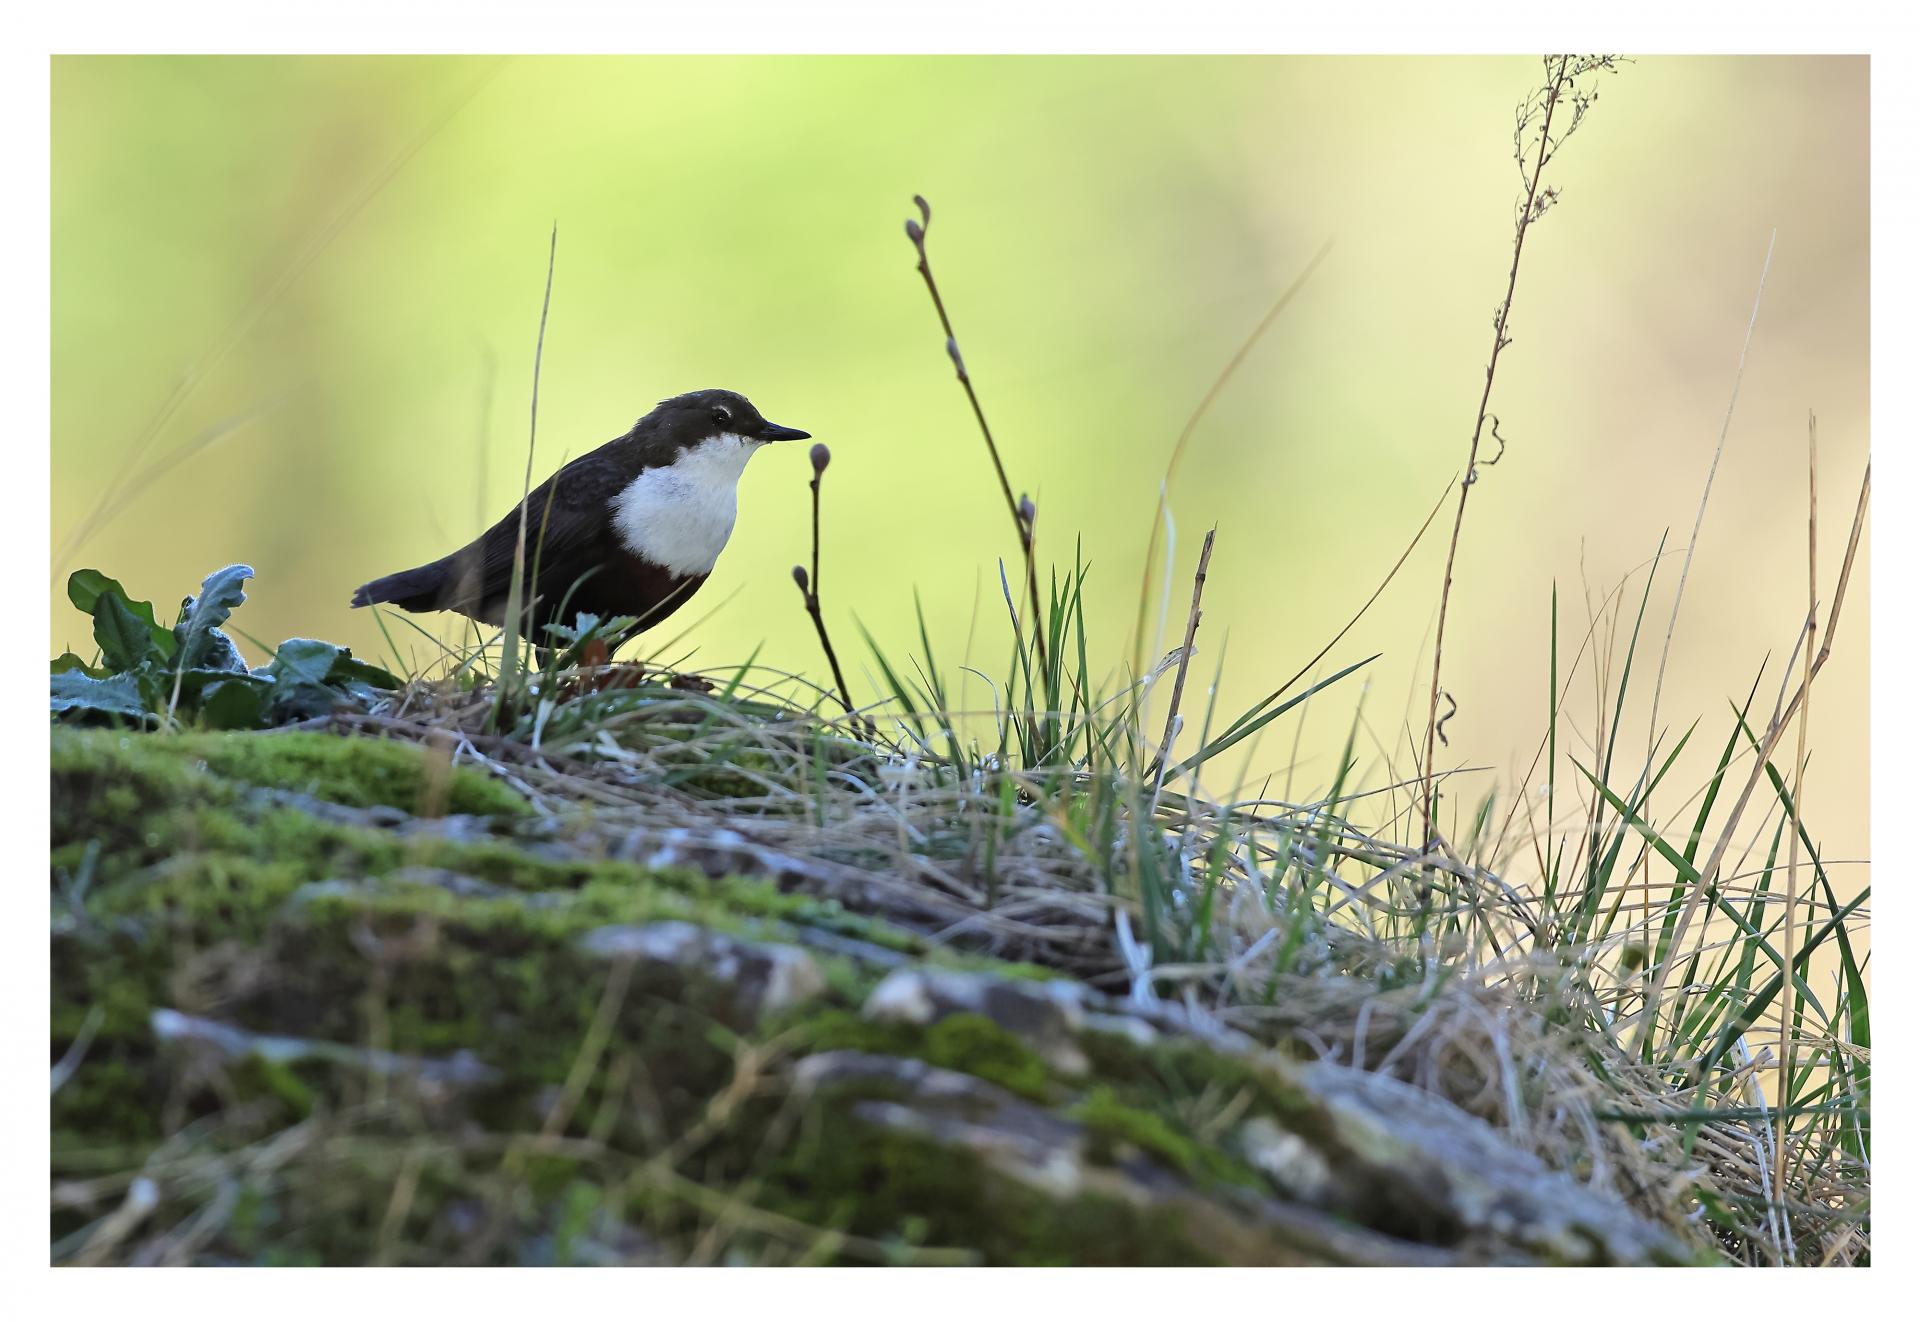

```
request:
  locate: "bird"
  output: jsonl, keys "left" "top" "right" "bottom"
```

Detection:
{"left": 350, "top": 388, "right": 809, "bottom": 642}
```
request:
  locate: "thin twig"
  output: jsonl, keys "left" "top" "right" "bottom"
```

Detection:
{"left": 538, "top": 955, "right": 636, "bottom": 1146}
{"left": 51, "top": 1007, "right": 105, "bottom": 1097}
{"left": 1272, "top": 472, "right": 1456, "bottom": 711}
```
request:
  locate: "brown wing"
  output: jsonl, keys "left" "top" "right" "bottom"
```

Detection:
{"left": 435, "top": 448, "right": 636, "bottom": 622}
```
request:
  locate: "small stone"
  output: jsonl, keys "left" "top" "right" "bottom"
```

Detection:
{"left": 150, "top": 1008, "right": 499, "bottom": 1092}
{"left": 577, "top": 921, "right": 826, "bottom": 1025}
{"left": 862, "top": 966, "right": 1089, "bottom": 1076}
{"left": 1238, "top": 1115, "right": 1334, "bottom": 1204}
{"left": 1082, "top": 1012, "right": 1159, "bottom": 1047}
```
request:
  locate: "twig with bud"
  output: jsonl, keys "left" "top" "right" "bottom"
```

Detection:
{"left": 905, "top": 195, "right": 1049, "bottom": 674}
{"left": 790, "top": 443, "right": 865, "bottom": 731}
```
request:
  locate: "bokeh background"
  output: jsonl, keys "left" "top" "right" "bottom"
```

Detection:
{"left": 51, "top": 56, "right": 1869, "bottom": 886}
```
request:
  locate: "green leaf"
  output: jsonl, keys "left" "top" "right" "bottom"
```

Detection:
{"left": 132, "top": 669, "right": 173, "bottom": 715}
{"left": 1699, "top": 886, "right": 1871, "bottom": 1078}
{"left": 170, "top": 667, "right": 269, "bottom": 707}
{"left": 541, "top": 615, "right": 604, "bottom": 647}
{"left": 330, "top": 680, "right": 386, "bottom": 709}
{"left": 270, "top": 682, "right": 340, "bottom": 723}
{"left": 174, "top": 565, "right": 254, "bottom": 671}
{"left": 327, "top": 652, "right": 403, "bottom": 691}
{"left": 1569, "top": 758, "right": 1699, "bottom": 883}
{"left": 92, "top": 592, "right": 165, "bottom": 672}
{"left": 267, "top": 638, "right": 343, "bottom": 688}
{"left": 1169, "top": 654, "right": 1379, "bottom": 777}
{"left": 69, "top": 569, "right": 176, "bottom": 660}
{"left": 67, "top": 568, "right": 126, "bottom": 615}
{"left": 198, "top": 629, "right": 248, "bottom": 673}
{"left": 52, "top": 652, "right": 103, "bottom": 678}
{"left": 199, "top": 678, "right": 269, "bottom": 730}
{"left": 50, "top": 670, "right": 153, "bottom": 722}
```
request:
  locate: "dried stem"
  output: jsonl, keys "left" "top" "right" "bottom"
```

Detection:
{"left": 1420, "top": 55, "right": 1617, "bottom": 847}
{"left": 1774, "top": 411, "right": 1817, "bottom": 1206}
{"left": 1634, "top": 458, "right": 1868, "bottom": 1054}
{"left": 493, "top": 223, "right": 557, "bottom": 729}
{"left": 1151, "top": 527, "right": 1216, "bottom": 786}
{"left": 904, "top": 195, "right": 1049, "bottom": 673}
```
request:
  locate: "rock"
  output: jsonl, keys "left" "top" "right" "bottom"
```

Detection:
{"left": 50, "top": 726, "right": 1705, "bottom": 1267}
{"left": 1295, "top": 1061, "right": 1694, "bottom": 1266}
{"left": 578, "top": 921, "right": 827, "bottom": 1025}
{"left": 863, "top": 965, "right": 1090, "bottom": 1075}
{"left": 1237, "top": 1114, "right": 1336, "bottom": 1205}
{"left": 789, "top": 1051, "right": 1463, "bottom": 1266}
{"left": 151, "top": 1008, "right": 499, "bottom": 1094}
{"left": 795, "top": 1051, "right": 1090, "bottom": 1198}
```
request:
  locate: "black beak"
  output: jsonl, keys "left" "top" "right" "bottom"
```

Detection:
{"left": 759, "top": 421, "right": 811, "bottom": 442}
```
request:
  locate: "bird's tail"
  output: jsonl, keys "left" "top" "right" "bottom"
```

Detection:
{"left": 350, "top": 560, "right": 449, "bottom": 613}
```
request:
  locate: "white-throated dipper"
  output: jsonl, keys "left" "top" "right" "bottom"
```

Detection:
{"left": 350, "top": 389, "right": 808, "bottom": 637}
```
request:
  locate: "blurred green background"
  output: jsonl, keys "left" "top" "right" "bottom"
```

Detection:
{"left": 51, "top": 56, "right": 1868, "bottom": 876}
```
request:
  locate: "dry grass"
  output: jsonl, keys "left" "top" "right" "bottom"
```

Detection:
{"left": 306, "top": 577, "right": 1868, "bottom": 1265}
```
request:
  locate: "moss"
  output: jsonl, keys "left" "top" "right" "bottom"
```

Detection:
{"left": 751, "top": 1097, "right": 1218, "bottom": 1265}
{"left": 53, "top": 727, "right": 526, "bottom": 825}
{"left": 1079, "top": 1025, "right": 1317, "bottom": 1122}
{"left": 1073, "top": 1085, "right": 1265, "bottom": 1191}
{"left": 53, "top": 728, "right": 237, "bottom": 874}
{"left": 186, "top": 731, "right": 529, "bottom": 816}
{"left": 790, "top": 1009, "right": 1058, "bottom": 1102}
{"left": 49, "top": 727, "right": 805, "bottom": 1153}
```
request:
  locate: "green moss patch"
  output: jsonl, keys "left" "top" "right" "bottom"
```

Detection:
{"left": 1074, "top": 1085, "right": 1265, "bottom": 1191}
{"left": 754, "top": 1110, "right": 1220, "bottom": 1266}
{"left": 790, "top": 1009, "right": 1058, "bottom": 1102}
{"left": 53, "top": 728, "right": 528, "bottom": 817}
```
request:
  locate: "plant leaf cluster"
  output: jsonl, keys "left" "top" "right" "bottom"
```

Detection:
{"left": 52, "top": 566, "right": 400, "bottom": 729}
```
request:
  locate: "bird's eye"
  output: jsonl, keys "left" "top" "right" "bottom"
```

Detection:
{"left": 711, "top": 407, "right": 732, "bottom": 427}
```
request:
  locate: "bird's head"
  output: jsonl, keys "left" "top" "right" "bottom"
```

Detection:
{"left": 635, "top": 389, "right": 810, "bottom": 460}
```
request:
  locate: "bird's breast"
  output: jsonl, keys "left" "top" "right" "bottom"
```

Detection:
{"left": 608, "top": 447, "right": 746, "bottom": 577}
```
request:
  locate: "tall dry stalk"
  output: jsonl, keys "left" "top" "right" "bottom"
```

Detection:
{"left": 1632, "top": 458, "right": 1868, "bottom": 1055}
{"left": 492, "top": 223, "right": 557, "bottom": 728}
{"left": 1419, "top": 55, "right": 1622, "bottom": 848}
{"left": 1149, "top": 527, "right": 1216, "bottom": 791}
{"left": 1774, "top": 411, "right": 1817, "bottom": 1206}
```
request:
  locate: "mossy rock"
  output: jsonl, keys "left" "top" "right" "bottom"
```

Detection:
{"left": 50, "top": 726, "right": 1702, "bottom": 1266}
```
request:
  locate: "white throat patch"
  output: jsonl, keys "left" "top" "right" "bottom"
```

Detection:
{"left": 610, "top": 433, "right": 758, "bottom": 577}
